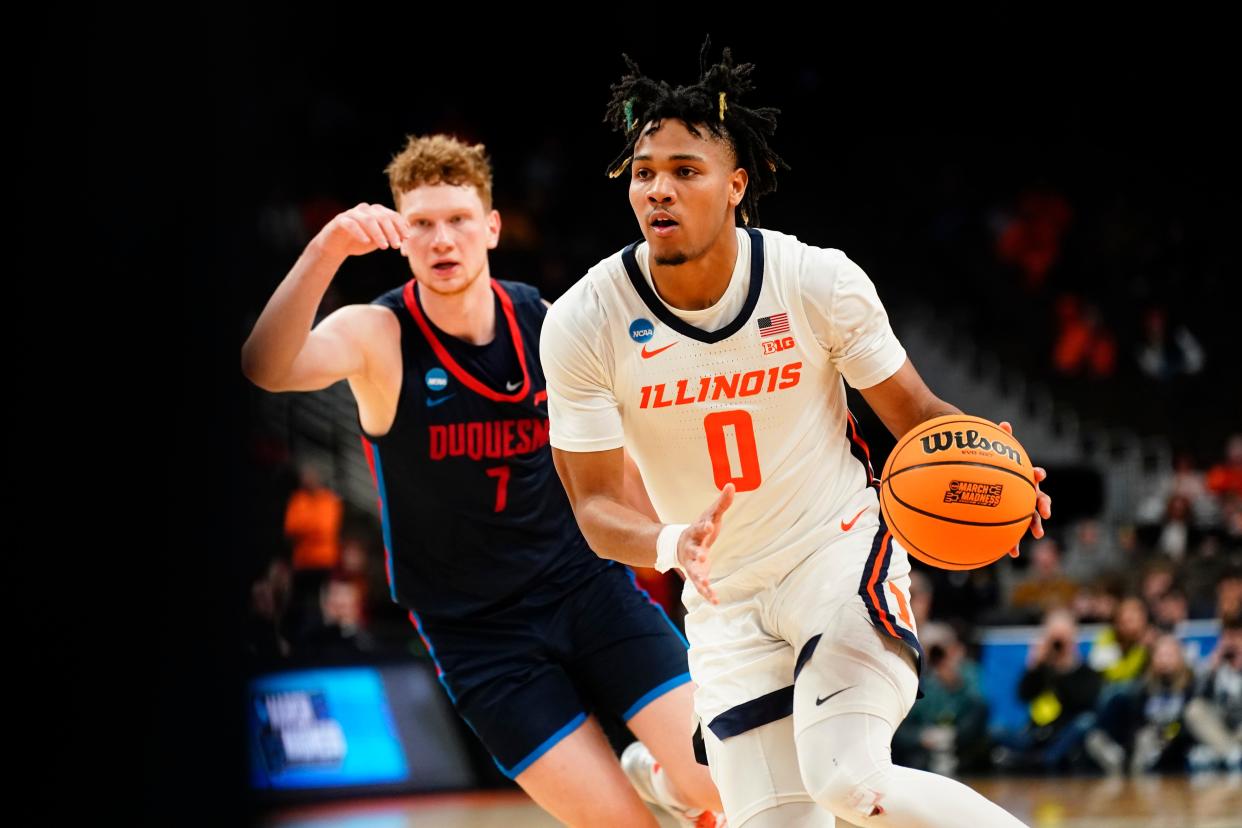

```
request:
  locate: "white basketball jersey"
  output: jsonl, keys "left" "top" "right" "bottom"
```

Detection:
{"left": 541, "top": 227, "right": 908, "bottom": 592}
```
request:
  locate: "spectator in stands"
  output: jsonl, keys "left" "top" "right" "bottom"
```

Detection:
{"left": 1216, "top": 570, "right": 1242, "bottom": 622}
{"left": 284, "top": 462, "right": 344, "bottom": 572}
{"left": 1072, "top": 576, "right": 1124, "bottom": 624}
{"left": 893, "top": 622, "right": 990, "bottom": 776}
{"left": 283, "top": 462, "right": 344, "bottom": 638}
{"left": 994, "top": 187, "right": 1073, "bottom": 292}
{"left": 337, "top": 535, "right": 391, "bottom": 626}
{"left": 997, "top": 609, "right": 1102, "bottom": 770}
{"left": 1137, "top": 452, "right": 1216, "bottom": 527}
{"left": 1184, "top": 614, "right": 1242, "bottom": 771}
{"left": 1130, "top": 633, "right": 1199, "bottom": 773}
{"left": 1087, "top": 633, "right": 1197, "bottom": 774}
{"left": 1222, "top": 494, "right": 1242, "bottom": 544}
{"left": 1089, "top": 596, "right": 1153, "bottom": 685}
{"left": 245, "top": 558, "right": 291, "bottom": 665}
{"left": 1009, "top": 538, "right": 1079, "bottom": 622}
{"left": 1062, "top": 518, "right": 1126, "bottom": 586}
{"left": 1155, "top": 494, "right": 1196, "bottom": 562}
{"left": 295, "top": 572, "right": 376, "bottom": 659}
{"left": 1052, "top": 294, "right": 1116, "bottom": 379}
{"left": 1205, "top": 435, "right": 1242, "bottom": 500}
{"left": 1136, "top": 306, "right": 1204, "bottom": 381}
{"left": 1139, "top": 562, "right": 1177, "bottom": 614}
{"left": 1153, "top": 585, "right": 1190, "bottom": 632}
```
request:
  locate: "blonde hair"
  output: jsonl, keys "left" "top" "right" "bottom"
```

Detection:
{"left": 385, "top": 134, "right": 493, "bottom": 210}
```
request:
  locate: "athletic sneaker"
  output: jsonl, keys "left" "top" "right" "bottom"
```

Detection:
{"left": 621, "top": 741, "right": 727, "bottom": 827}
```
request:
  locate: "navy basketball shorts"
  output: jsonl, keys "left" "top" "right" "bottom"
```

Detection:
{"left": 409, "top": 564, "right": 691, "bottom": 778}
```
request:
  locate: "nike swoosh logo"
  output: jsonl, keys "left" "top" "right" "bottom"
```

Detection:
{"left": 840, "top": 507, "right": 867, "bottom": 532}
{"left": 816, "top": 686, "right": 854, "bottom": 706}
{"left": 505, "top": 380, "right": 522, "bottom": 391}
{"left": 640, "top": 342, "right": 677, "bottom": 359}
{"left": 426, "top": 394, "right": 456, "bottom": 407}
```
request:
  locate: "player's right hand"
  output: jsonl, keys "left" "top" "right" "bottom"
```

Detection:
{"left": 315, "top": 203, "right": 410, "bottom": 260}
{"left": 678, "top": 483, "right": 736, "bottom": 605}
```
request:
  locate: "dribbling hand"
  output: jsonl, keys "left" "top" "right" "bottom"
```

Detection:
{"left": 998, "top": 421, "right": 1052, "bottom": 559}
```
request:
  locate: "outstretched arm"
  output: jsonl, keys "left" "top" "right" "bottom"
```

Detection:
{"left": 241, "top": 203, "right": 408, "bottom": 391}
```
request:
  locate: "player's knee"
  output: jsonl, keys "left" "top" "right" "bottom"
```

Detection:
{"left": 796, "top": 723, "right": 893, "bottom": 821}
{"left": 802, "top": 761, "right": 890, "bottom": 821}
{"left": 802, "top": 758, "right": 891, "bottom": 821}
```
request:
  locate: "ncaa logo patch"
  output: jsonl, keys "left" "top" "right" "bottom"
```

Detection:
{"left": 629, "top": 318, "right": 655, "bottom": 343}
{"left": 425, "top": 367, "right": 449, "bottom": 392}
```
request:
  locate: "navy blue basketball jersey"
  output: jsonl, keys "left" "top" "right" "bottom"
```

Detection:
{"left": 359, "top": 278, "right": 611, "bottom": 620}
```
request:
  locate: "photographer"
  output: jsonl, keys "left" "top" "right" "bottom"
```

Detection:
{"left": 998, "top": 609, "right": 1102, "bottom": 770}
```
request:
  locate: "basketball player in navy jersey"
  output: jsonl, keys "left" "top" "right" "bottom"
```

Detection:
{"left": 242, "top": 134, "right": 722, "bottom": 827}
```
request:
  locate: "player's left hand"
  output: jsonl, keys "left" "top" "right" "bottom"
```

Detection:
{"left": 999, "top": 421, "right": 1051, "bottom": 558}
{"left": 678, "top": 483, "right": 736, "bottom": 605}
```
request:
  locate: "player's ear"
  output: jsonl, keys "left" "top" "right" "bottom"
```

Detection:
{"left": 729, "top": 167, "right": 748, "bottom": 208}
{"left": 487, "top": 209, "right": 501, "bottom": 250}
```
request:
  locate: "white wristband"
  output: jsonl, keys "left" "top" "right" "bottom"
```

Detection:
{"left": 655, "top": 523, "right": 689, "bottom": 573}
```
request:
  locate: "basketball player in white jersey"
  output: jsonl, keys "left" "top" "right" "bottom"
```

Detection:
{"left": 542, "top": 45, "right": 1052, "bottom": 827}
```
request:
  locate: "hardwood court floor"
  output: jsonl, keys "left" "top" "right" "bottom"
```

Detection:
{"left": 264, "top": 774, "right": 1242, "bottom": 827}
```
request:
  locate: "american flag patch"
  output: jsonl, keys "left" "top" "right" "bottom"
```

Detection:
{"left": 756, "top": 312, "right": 790, "bottom": 337}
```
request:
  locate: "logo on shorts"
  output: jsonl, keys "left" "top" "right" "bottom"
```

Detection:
{"left": 944, "top": 480, "right": 1003, "bottom": 507}
{"left": 815, "top": 685, "right": 854, "bottom": 706}
{"left": 840, "top": 507, "right": 867, "bottom": 532}
{"left": 425, "top": 368, "right": 449, "bottom": 392}
{"left": 629, "top": 318, "right": 655, "bottom": 343}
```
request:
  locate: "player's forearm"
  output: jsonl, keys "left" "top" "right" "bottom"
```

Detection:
{"left": 573, "top": 493, "right": 665, "bottom": 568}
{"left": 241, "top": 239, "right": 346, "bottom": 389}
{"left": 918, "top": 398, "right": 962, "bottom": 423}
{"left": 895, "top": 396, "right": 962, "bottom": 437}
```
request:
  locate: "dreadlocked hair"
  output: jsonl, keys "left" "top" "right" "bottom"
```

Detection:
{"left": 603, "top": 38, "right": 787, "bottom": 227}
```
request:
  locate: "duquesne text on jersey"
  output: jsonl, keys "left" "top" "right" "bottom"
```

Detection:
{"left": 429, "top": 417, "right": 550, "bottom": 460}
{"left": 638, "top": 361, "right": 802, "bottom": 409}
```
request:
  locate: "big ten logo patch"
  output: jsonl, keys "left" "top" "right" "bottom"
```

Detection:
{"left": 762, "top": 336, "right": 795, "bottom": 355}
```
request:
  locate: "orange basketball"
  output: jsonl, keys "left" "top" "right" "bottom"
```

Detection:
{"left": 879, "top": 414, "right": 1037, "bottom": 570}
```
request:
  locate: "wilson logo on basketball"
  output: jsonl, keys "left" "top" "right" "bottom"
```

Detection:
{"left": 919, "top": 430, "right": 1023, "bottom": 465}
{"left": 944, "top": 480, "right": 1004, "bottom": 507}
